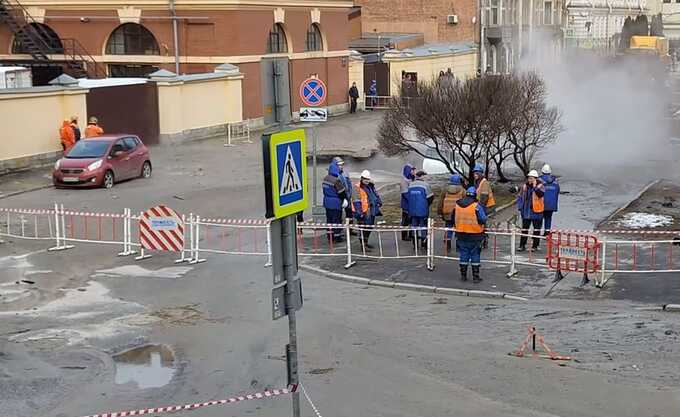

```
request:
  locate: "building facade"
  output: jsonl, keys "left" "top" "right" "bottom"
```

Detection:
{"left": 0, "top": 0, "right": 354, "bottom": 125}
{"left": 353, "top": 0, "right": 478, "bottom": 44}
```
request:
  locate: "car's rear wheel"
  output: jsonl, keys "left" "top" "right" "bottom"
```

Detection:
{"left": 141, "top": 161, "right": 152, "bottom": 179}
{"left": 103, "top": 170, "right": 115, "bottom": 189}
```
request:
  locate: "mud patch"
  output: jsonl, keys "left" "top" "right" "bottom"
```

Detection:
{"left": 148, "top": 304, "right": 222, "bottom": 327}
{"left": 113, "top": 344, "right": 175, "bottom": 389}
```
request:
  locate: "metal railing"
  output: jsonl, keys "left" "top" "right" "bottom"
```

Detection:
{"left": 2, "top": 204, "right": 679, "bottom": 291}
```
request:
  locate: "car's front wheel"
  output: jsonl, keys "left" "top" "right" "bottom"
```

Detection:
{"left": 103, "top": 170, "right": 115, "bottom": 189}
{"left": 141, "top": 161, "right": 152, "bottom": 179}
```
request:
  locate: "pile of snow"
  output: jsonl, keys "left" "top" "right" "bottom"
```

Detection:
{"left": 617, "top": 212, "right": 674, "bottom": 229}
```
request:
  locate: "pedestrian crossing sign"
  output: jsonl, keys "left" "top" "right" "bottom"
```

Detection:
{"left": 262, "top": 129, "right": 308, "bottom": 219}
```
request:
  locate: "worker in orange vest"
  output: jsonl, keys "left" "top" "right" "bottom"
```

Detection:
{"left": 352, "top": 170, "right": 382, "bottom": 250}
{"left": 517, "top": 170, "right": 545, "bottom": 251}
{"left": 59, "top": 119, "right": 75, "bottom": 152}
{"left": 84, "top": 116, "right": 104, "bottom": 138}
{"left": 438, "top": 174, "right": 465, "bottom": 251}
{"left": 451, "top": 186, "right": 487, "bottom": 282}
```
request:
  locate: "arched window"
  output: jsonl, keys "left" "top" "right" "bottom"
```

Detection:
{"left": 106, "top": 23, "right": 159, "bottom": 55}
{"left": 12, "top": 23, "right": 63, "bottom": 54}
{"left": 267, "top": 23, "right": 288, "bottom": 54}
{"left": 305, "top": 24, "right": 323, "bottom": 52}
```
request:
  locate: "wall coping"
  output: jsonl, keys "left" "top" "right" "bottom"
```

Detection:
{"left": 152, "top": 71, "right": 244, "bottom": 86}
{"left": 0, "top": 86, "right": 89, "bottom": 100}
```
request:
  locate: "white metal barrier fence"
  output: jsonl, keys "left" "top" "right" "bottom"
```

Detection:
{"left": 2, "top": 205, "right": 679, "bottom": 289}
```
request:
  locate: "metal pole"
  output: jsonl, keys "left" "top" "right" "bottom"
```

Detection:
{"left": 169, "top": 0, "right": 180, "bottom": 74}
{"left": 312, "top": 126, "right": 318, "bottom": 209}
{"left": 281, "top": 215, "right": 301, "bottom": 417}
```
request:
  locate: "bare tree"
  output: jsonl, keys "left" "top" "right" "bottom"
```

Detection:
{"left": 505, "top": 72, "right": 562, "bottom": 174}
{"left": 378, "top": 71, "right": 562, "bottom": 181}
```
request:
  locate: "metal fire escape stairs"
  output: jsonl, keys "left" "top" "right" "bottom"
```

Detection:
{"left": 0, "top": 0, "right": 103, "bottom": 78}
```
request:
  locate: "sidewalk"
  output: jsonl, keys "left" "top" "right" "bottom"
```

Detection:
{"left": 0, "top": 111, "right": 384, "bottom": 199}
{"left": 0, "top": 167, "right": 53, "bottom": 199}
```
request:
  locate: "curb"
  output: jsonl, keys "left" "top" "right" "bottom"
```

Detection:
{"left": 299, "top": 264, "right": 528, "bottom": 301}
{"left": 0, "top": 184, "right": 53, "bottom": 200}
{"left": 663, "top": 304, "right": 680, "bottom": 312}
{"left": 596, "top": 179, "right": 660, "bottom": 228}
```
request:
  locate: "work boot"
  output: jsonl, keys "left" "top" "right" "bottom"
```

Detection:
{"left": 472, "top": 265, "right": 482, "bottom": 283}
{"left": 459, "top": 265, "right": 468, "bottom": 281}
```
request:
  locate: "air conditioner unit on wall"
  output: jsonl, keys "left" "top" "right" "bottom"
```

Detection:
{"left": 447, "top": 14, "right": 459, "bottom": 24}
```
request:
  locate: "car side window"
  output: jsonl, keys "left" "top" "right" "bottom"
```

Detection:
{"left": 110, "top": 140, "right": 126, "bottom": 156}
{"left": 123, "top": 137, "right": 137, "bottom": 151}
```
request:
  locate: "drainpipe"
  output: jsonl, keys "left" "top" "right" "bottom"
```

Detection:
{"left": 170, "top": 0, "right": 180, "bottom": 74}
{"left": 518, "top": 0, "right": 523, "bottom": 59}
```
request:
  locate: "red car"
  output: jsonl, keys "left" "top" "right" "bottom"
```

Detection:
{"left": 53, "top": 135, "right": 152, "bottom": 189}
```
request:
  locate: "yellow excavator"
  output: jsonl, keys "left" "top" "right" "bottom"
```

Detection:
{"left": 625, "top": 35, "right": 671, "bottom": 65}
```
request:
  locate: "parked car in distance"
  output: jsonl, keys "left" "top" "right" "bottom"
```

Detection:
{"left": 53, "top": 135, "right": 152, "bottom": 189}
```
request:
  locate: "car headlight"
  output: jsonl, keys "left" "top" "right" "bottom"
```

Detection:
{"left": 54, "top": 160, "right": 61, "bottom": 170}
{"left": 86, "top": 159, "right": 103, "bottom": 172}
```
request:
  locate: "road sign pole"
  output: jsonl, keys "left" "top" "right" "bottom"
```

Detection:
{"left": 281, "top": 214, "right": 301, "bottom": 417}
{"left": 312, "top": 126, "right": 318, "bottom": 209}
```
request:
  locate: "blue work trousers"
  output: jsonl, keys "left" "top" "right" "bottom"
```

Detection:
{"left": 325, "top": 209, "right": 343, "bottom": 239}
{"left": 543, "top": 211, "right": 554, "bottom": 233}
{"left": 457, "top": 239, "right": 482, "bottom": 266}
{"left": 411, "top": 216, "right": 428, "bottom": 240}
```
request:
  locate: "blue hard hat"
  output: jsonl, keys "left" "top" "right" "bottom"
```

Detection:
{"left": 449, "top": 174, "right": 462, "bottom": 185}
{"left": 473, "top": 163, "right": 484, "bottom": 173}
{"left": 466, "top": 186, "right": 477, "bottom": 196}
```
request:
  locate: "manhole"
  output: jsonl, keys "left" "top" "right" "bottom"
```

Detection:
{"left": 113, "top": 344, "right": 175, "bottom": 389}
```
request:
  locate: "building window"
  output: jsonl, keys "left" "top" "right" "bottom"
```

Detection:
{"left": 108, "top": 64, "right": 159, "bottom": 78}
{"left": 106, "top": 23, "right": 159, "bottom": 55}
{"left": 490, "top": 0, "right": 500, "bottom": 25}
{"left": 12, "top": 23, "right": 63, "bottom": 54}
{"left": 267, "top": 23, "right": 288, "bottom": 54}
{"left": 305, "top": 24, "right": 323, "bottom": 52}
{"left": 544, "top": 1, "right": 553, "bottom": 24}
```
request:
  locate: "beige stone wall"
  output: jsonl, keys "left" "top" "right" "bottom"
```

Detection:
{"left": 0, "top": 87, "right": 87, "bottom": 166}
{"left": 348, "top": 56, "right": 364, "bottom": 105}
{"left": 385, "top": 51, "right": 477, "bottom": 94}
{"left": 156, "top": 74, "right": 243, "bottom": 139}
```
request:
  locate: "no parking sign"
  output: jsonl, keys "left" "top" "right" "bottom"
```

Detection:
{"left": 299, "top": 77, "right": 327, "bottom": 107}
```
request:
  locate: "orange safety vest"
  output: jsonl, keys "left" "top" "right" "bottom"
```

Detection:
{"left": 477, "top": 178, "right": 496, "bottom": 208}
{"left": 532, "top": 187, "right": 545, "bottom": 213}
{"left": 454, "top": 202, "right": 485, "bottom": 234}
{"left": 352, "top": 183, "right": 369, "bottom": 214}
{"left": 442, "top": 190, "right": 464, "bottom": 217}
{"left": 84, "top": 124, "right": 104, "bottom": 138}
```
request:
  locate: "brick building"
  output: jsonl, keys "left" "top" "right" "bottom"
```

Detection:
{"left": 353, "top": 0, "right": 478, "bottom": 44}
{"left": 0, "top": 0, "right": 354, "bottom": 125}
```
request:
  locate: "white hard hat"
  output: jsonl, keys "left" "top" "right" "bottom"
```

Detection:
{"left": 541, "top": 164, "right": 551, "bottom": 174}
{"left": 527, "top": 169, "right": 539, "bottom": 178}
{"left": 360, "top": 170, "right": 371, "bottom": 180}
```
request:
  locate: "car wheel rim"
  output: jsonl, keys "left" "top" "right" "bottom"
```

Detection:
{"left": 105, "top": 173, "right": 113, "bottom": 188}
{"left": 143, "top": 163, "right": 151, "bottom": 178}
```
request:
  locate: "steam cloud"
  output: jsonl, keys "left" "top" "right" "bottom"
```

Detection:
{"left": 518, "top": 42, "right": 673, "bottom": 181}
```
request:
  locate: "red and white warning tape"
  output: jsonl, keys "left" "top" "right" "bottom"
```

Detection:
{"left": 81, "top": 385, "right": 297, "bottom": 417}
{"left": 61, "top": 210, "right": 124, "bottom": 218}
{"left": 200, "top": 218, "right": 271, "bottom": 225}
{"left": 0, "top": 208, "right": 55, "bottom": 215}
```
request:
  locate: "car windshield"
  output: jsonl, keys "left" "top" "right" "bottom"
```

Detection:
{"left": 66, "top": 141, "right": 110, "bottom": 158}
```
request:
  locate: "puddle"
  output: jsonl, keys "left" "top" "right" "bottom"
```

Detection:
{"left": 113, "top": 344, "right": 176, "bottom": 389}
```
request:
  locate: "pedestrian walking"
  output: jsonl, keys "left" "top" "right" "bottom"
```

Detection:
{"left": 348, "top": 82, "right": 360, "bottom": 113}
{"left": 84, "top": 116, "right": 104, "bottom": 138}
{"left": 452, "top": 187, "right": 487, "bottom": 282}
{"left": 517, "top": 170, "right": 545, "bottom": 252}
{"left": 408, "top": 170, "right": 434, "bottom": 250}
{"left": 352, "top": 170, "right": 382, "bottom": 249}
{"left": 400, "top": 164, "right": 416, "bottom": 241}
{"left": 322, "top": 161, "right": 348, "bottom": 243}
{"left": 367, "top": 80, "right": 377, "bottom": 110}
{"left": 59, "top": 119, "right": 75, "bottom": 152}
{"left": 539, "top": 164, "right": 560, "bottom": 236}
{"left": 70, "top": 116, "right": 81, "bottom": 142}
{"left": 437, "top": 174, "right": 465, "bottom": 251}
